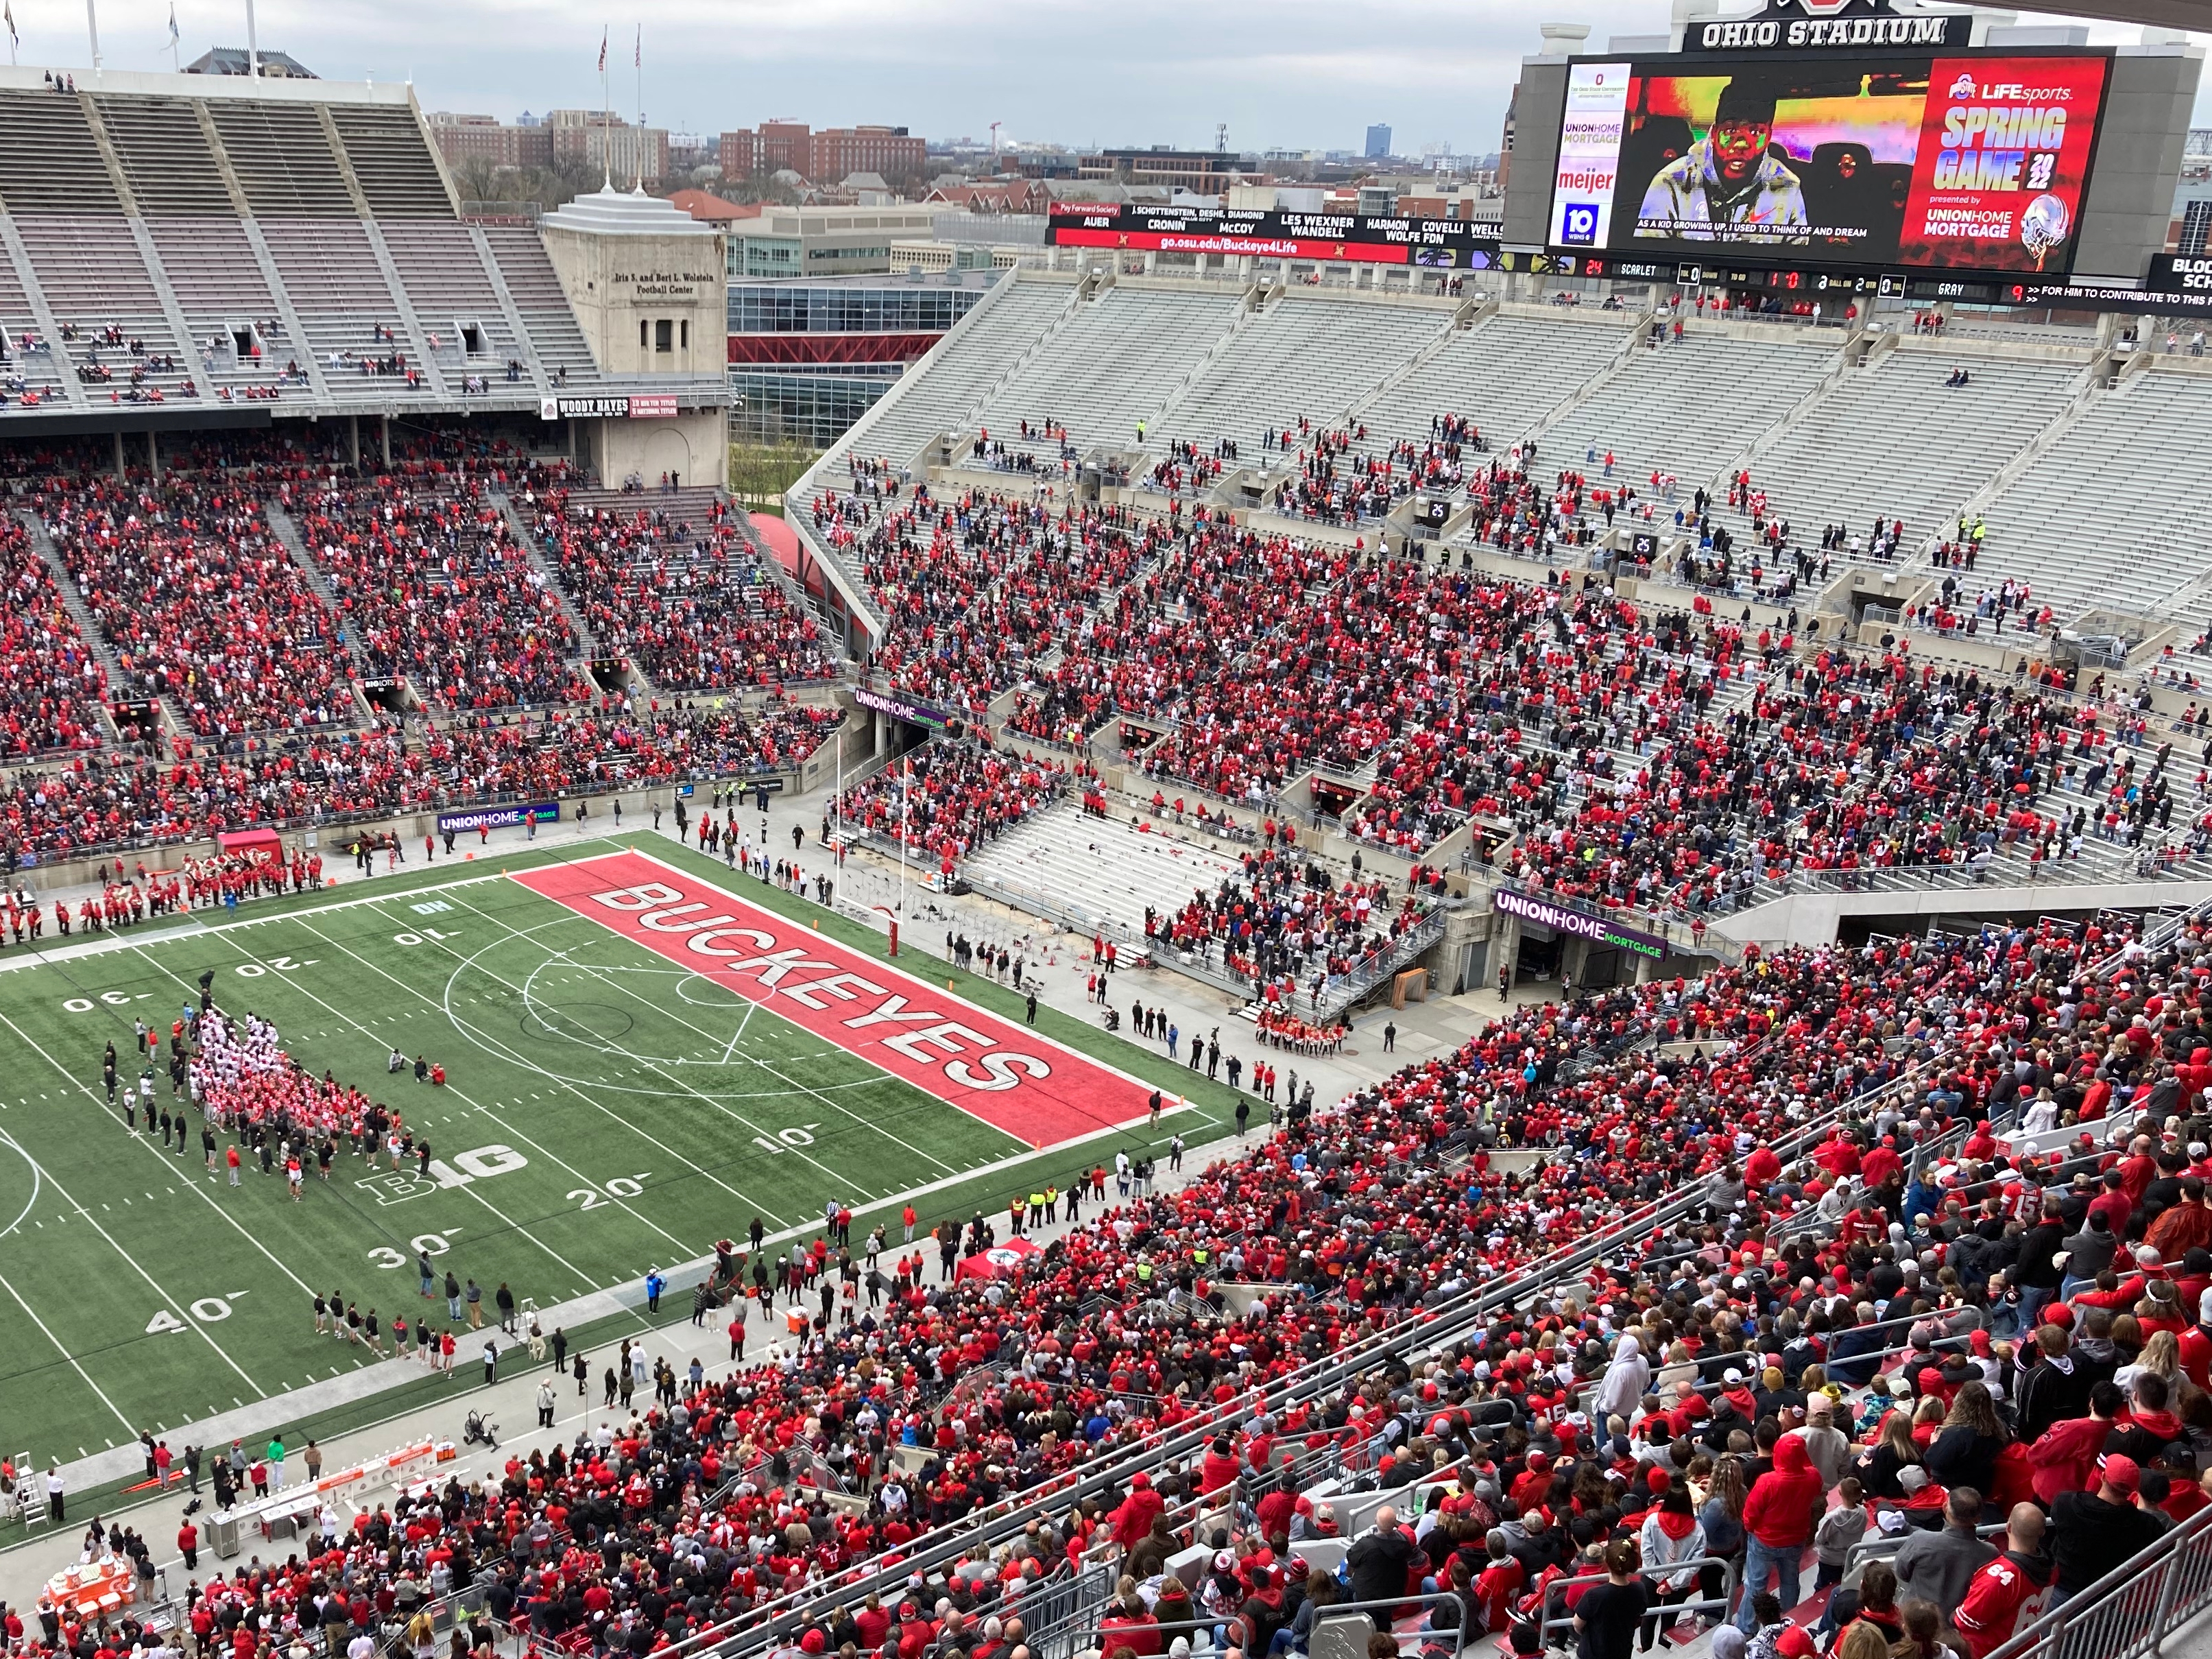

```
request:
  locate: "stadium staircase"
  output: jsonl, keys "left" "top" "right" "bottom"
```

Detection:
{"left": 260, "top": 500, "right": 384, "bottom": 693}
{"left": 14, "top": 505, "right": 194, "bottom": 739}
{"left": 236, "top": 220, "right": 336, "bottom": 402}
{"left": 490, "top": 489, "right": 608, "bottom": 667}
{"left": 359, "top": 219, "right": 456, "bottom": 401}
{"left": 462, "top": 223, "right": 556, "bottom": 399}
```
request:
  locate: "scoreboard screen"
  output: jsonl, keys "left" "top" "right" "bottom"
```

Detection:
{"left": 1548, "top": 49, "right": 2111, "bottom": 274}
{"left": 1048, "top": 205, "right": 1504, "bottom": 269}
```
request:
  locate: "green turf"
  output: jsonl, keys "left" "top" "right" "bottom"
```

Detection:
{"left": 0, "top": 835, "right": 1248, "bottom": 1479}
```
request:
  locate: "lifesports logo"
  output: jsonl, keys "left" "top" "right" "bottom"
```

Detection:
{"left": 1560, "top": 204, "right": 1601, "bottom": 246}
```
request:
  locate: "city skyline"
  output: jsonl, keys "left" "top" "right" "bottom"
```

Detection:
{"left": 6, "top": 0, "right": 2209, "bottom": 162}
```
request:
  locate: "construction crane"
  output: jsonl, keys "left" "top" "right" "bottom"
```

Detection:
{"left": 1215, "top": 122, "right": 1228, "bottom": 152}
{"left": 989, "top": 121, "right": 1002, "bottom": 157}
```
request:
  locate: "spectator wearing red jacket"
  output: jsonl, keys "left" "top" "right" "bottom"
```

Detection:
{"left": 1111, "top": 1472, "right": 1165, "bottom": 1551}
{"left": 2027, "top": 1380, "right": 2124, "bottom": 1503}
{"left": 1735, "top": 1437, "right": 1823, "bottom": 1631}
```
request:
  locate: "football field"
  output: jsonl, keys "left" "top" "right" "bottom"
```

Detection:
{"left": 0, "top": 836, "right": 1227, "bottom": 1473}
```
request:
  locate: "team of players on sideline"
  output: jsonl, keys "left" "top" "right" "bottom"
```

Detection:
{"left": 14, "top": 899, "right": 2212, "bottom": 1659}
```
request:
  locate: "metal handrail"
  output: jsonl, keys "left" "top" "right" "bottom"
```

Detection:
{"left": 670, "top": 900, "right": 2204, "bottom": 1659}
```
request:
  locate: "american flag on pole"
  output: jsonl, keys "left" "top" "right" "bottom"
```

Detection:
{"left": 597, "top": 27, "right": 606, "bottom": 72}
{"left": 634, "top": 23, "right": 640, "bottom": 67}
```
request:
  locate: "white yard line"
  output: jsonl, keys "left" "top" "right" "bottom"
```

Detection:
{"left": 440, "top": 887, "right": 970, "bottom": 1180}
{"left": 0, "top": 1269, "right": 137, "bottom": 1435}
{"left": 0, "top": 1006, "right": 268, "bottom": 1397}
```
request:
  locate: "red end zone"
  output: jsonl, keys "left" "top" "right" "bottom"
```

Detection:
{"left": 510, "top": 850, "right": 1153, "bottom": 1149}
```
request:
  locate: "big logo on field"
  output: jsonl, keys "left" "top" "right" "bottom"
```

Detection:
{"left": 509, "top": 852, "right": 1153, "bottom": 1149}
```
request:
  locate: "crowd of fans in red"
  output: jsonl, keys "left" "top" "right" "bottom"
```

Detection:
{"left": 0, "top": 514, "right": 109, "bottom": 757}
{"left": 836, "top": 738, "right": 1070, "bottom": 872}
{"left": 530, "top": 489, "right": 837, "bottom": 693}
{"left": 0, "top": 701, "right": 843, "bottom": 864}
{"left": 288, "top": 466, "right": 593, "bottom": 709}
{"left": 35, "top": 472, "right": 355, "bottom": 737}
{"left": 64, "top": 892, "right": 2212, "bottom": 1659}
{"left": 1146, "top": 852, "right": 1422, "bottom": 1007}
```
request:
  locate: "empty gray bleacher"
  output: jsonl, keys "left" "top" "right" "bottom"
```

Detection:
{"left": 148, "top": 217, "right": 295, "bottom": 391}
{"left": 14, "top": 215, "right": 194, "bottom": 397}
{"left": 260, "top": 219, "right": 412, "bottom": 399}
{"left": 0, "top": 90, "right": 123, "bottom": 215}
{"left": 92, "top": 95, "right": 236, "bottom": 216}
{"left": 1973, "top": 365, "right": 2212, "bottom": 621}
{"left": 326, "top": 104, "right": 453, "bottom": 219}
{"left": 1358, "top": 311, "right": 1627, "bottom": 450}
{"left": 1748, "top": 348, "right": 2082, "bottom": 553}
{"left": 1544, "top": 333, "right": 1836, "bottom": 490}
{"left": 1153, "top": 296, "right": 1443, "bottom": 453}
{"left": 0, "top": 232, "right": 58, "bottom": 392}
{"left": 206, "top": 102, "right": 357, "bottom": 217}
{"left": 382, "top": 222, "right": 522, "bottom": 368}
{"left": 970, "top": 285, "right": 1241, "bottom": 450}
{"left": 961, "top": 797, "right": 1247, "bottom": 940}
{"left": 826, "top": 278, "right": 1074, "bottom": 468}
{"left": 481, "top": 224, "right": 603, "bottom": 385}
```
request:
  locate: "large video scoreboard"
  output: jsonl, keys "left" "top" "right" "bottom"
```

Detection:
{"left": 1546, "top": 49, "right": 2112, "bottom": 275}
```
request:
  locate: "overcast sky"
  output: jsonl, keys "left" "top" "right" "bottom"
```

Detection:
{"left": 24, "top": 0, "right": 2212, "bottom": 155}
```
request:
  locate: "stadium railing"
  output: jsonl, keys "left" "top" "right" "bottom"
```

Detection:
{"left": 1988, "top": 1503, "right": 2212, "bottom": 1659}
{"left": 644, "top": 896, "right": 2211, "bottom": 1659}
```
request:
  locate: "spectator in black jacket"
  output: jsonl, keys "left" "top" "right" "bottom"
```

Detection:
{"left": 2050, "top": 1455, "right": 2166, "bottom": 1606}
{"left": 1347, "top": 1505, "right": 1426, "bottom": 1631}
{"left": 2014, "top": 1326, "right": 2087, "bottom": 1444}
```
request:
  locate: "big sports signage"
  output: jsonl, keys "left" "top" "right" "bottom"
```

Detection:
{"left": 1048, "top": 204, "right": 1504, "bottom": 269}
{"left": 1547, "top": 46, "right": 2112, "bottom": 277}
{"left": 1685, "top": 0, "right": 1970, "bottom": 54}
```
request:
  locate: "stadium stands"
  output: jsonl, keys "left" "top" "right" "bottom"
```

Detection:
{"left": 1151, "top": 296, "right": 1449, "bottom": 458}
{"left": 0, "top": 75, "right": 719, "bottom": 427}
{"left": 970, "top": 285, "right": 1245, "bottom": 451}
{"left": 0, "top": 69, "right": 2209, "bottom": 1659}
{"left": 835, "top": 277, "right": 1077, "bottom": 473}
{"left": 1355, "top": 307, "right": 1629, "bottom": 456}
{"left": 1740, "top": 345, "right": 2087, "bottom": 562}
{"left": 287, "top": 467, "right": 594, "bottom": 709}
{"left": 1543, "top": 332, "right": 1836, "bottom": 493}
{"left": 147, "top": 894, "right": 2212, "bottom": 1659}
{"left": 1971, "top": 363, "right": 2212, "bottom": 627}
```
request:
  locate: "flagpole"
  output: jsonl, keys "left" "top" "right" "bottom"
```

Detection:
{"left": 634, "top": 25, "right": 643, "bottom": 191}
{"left": 599, "top": 27, "right": 611, "bottom": 191}
{"left": 84, "top": 0, "right": 101, "bottom": 70}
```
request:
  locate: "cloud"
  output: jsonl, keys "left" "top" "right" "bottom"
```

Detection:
{"left": 32, "top": 1, "right": 2212, "bottom": 154}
